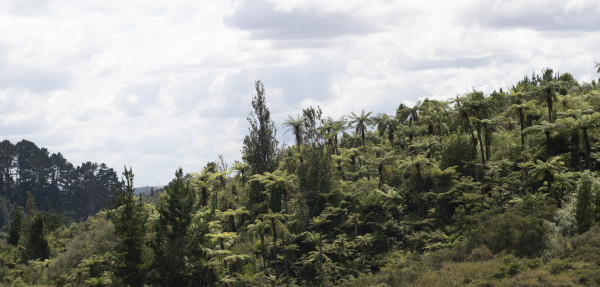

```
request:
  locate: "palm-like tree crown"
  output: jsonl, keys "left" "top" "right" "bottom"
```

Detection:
{"left": 349, "top": 110, "right": 373, "bottom": 149}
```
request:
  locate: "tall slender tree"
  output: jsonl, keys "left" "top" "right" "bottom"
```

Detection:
{"left": 154, "top": 168, "right": 198, "bottom": 285}
{"left": 0, "top": 140, "right": 15, "bottom": 199}
{"left": 530, "top": 156, "right": 566, "bottom": 202}
{"left": 537, "top": 68, "right": 564, "bottom": 123}
{"left": 110, "top": 167, "right": 148, "bottom": 287}
{"left": 349, "top": 110, "right": 372, "bottom": 149}
{"left": 556, "top": 112, "right": 600, "bottom": 168}
{"left": 248, "top": 219, "right": 270, "bottom": 270}
{"left": 284, "top": 114, "right": 304, "bottom": 154}
{"left": 22, "top": 192, "right": 49, "bottom": 261}
{"left": 506, "top": 89, "right": 537, "bottom": 149}
{"left": 7, "top": 207, "right": 23, "bottom": 246}
{"left": 242, "top": 81, "right": 278, "bottom": 211}
{"left": 576, "top": 174, "right": 594, "bottom": 234}
{"left": 242, "top": 81, "right": 278, "bottom": 175}
{"left": 321, "top": 116, "right": 346, "bottom": 155}
{"left": 259, "top": 209, "right": 285, "bottom": 279}
{"left": 374, "top": 113, "right": 398, "bottom": 146}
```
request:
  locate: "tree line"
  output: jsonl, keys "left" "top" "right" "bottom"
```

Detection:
{"left": 0, "top": 139, "right": 119, "bottom": 225}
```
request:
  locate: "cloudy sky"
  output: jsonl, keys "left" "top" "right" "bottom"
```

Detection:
{"left": 1, "top": 0, "right": 599, "bottom": 186}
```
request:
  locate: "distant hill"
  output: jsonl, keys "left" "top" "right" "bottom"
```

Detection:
{"left": 134, "top": 186, "right": 164, "bottom": 195}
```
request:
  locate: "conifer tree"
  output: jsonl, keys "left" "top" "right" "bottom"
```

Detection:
{"left": 159, "top": 168, "right": 195, "bottom": 239}
{"left": 23, "top": 213, "right": 49, "bottom": 260}
{"left": 22, "top": 191, "right": 49, "bottom": 260}
{"left": 0, "top": 196, "right": 9, "bottom": 228}
{"left": 242, "top": 81, "right": 278, "bottom": 210}
{"left": 7, "top": 207, "right": 23, "bottom": 246}
{"left": 242, "top": 81, "right": 278, "bottom": 176}
{"left": 576, "top": 174, "right": 594, "bottom": 234}
{"left": 110, "top": 167, "right": 148, "bottom": 287}
{"left": 154, "top": 168, "right": 198, "bottom": 285}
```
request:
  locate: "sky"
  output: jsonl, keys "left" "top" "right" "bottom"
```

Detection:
{"left": 0, "top": 0, "right": 599, "bottom": 186}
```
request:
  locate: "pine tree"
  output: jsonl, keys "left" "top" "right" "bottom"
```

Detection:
{"left": 7, "top": 207, "right": 23, "bottom": 246}
{"left": 154, "top": 168, "right": 198, "bottom": 285}
{"left": 159, "top": 168, "right": 195, "bottom": 239}
{"left": 242, "top": 81, "right": 278, "bottom": 210}
{"left": 242, "top": 81, "right": 278, "bottom": 175}
{"left": 22, "top": 192, "right": 49, "bottom": 260}
{"left": 23, "top": 213, "right": 49, "bottom": 260}
{"left": 576, "top": 174, "right": 594, "bottom": 234}
{"left": 0, "top": 196, "right": 9, "bottom": 229}
{"left": 110, "top": 167, "right": 148, "bottom": 287}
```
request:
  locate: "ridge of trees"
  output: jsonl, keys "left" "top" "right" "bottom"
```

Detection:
{"left": 0, "top": 139, "right": 120, "bottom": 224}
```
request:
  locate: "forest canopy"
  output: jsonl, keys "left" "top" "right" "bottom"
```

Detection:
{"left": 0, "top": 139, "right": 119, "bottom": 223}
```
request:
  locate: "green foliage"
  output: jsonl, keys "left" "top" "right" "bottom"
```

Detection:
{"left": 0, "top": 140, "right": 119, "bottom": 221}
{"left": 243, "top": 81, "right": 279, "bottom": 212}
{"left": 109, "top": 167, "right": 149, "bottom": 287}
{"left": 553, "top": 194, "right": 577, "bottom": 237}
{"left": 158, "top": 168, "right": 195, "bottom": 239}
{"left": 349, "top": 110, "right": 373, "bottom": 149}
{"left": 46, "top": 212, "right": 118, "bottom": 279}
{"left": 22, "top": 213, "right": 49, "bottom": 261}
{"left": 576, "top": 174, "right": 595, "bottom": 234}
{"left": 153, "top": 168, "right": 211, "bottom": 285}
{"left": 0, "top": 196, "right": 9, "bottom": 229}
{"left": 3, "top": 68, "right": 600, "bottom": 286}
{"left": 441, "top": 133, "right": 477, "bottom": 176}
{"left": 7, "top": 207, "right": 23, "bottom": 245}
{"left": 42, "top": 209, "right": 64, "bottom": 234}
{"left": 242, "top": 81, "right": 278, "bottom": 176}
{"left": 21, "top": 192, "right": 50, "bottom": 261}
{"left": 465, "top": 198, "right": 553, "bottom": 258}
{"left": 348, "top": 248, "right": 600, "bottom": 287}
{"left": 295, "top": 107, "right": 333, "bottom": 223}
{"left": 560, "top": 225, "right": 600, "bottom": 264}
{"left": 54, "top": 252, "right": 116, "bottom": 286}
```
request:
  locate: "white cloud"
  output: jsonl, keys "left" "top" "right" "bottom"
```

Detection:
{"left": 458, "top": 0, "right": 600, "bottom": 31}
{"left": 0, "top": 0, "right": 598, "bottom": 185}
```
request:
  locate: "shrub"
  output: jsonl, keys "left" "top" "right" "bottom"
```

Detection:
{"left": 46, "top": 214, "right": 117, "bottom": 279}
{"left": 467, "top": 210, "right": 550, "bottom": 257}
{"left": 466, "top": 245, "right": 494, "bottom": 262}
{"left": 547, "top": 258, "right": 573, "bottom": 275}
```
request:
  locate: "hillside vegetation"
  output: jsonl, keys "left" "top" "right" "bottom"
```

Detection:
{"left": 2, "top": 68, "right": 600, "bottom": 286}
